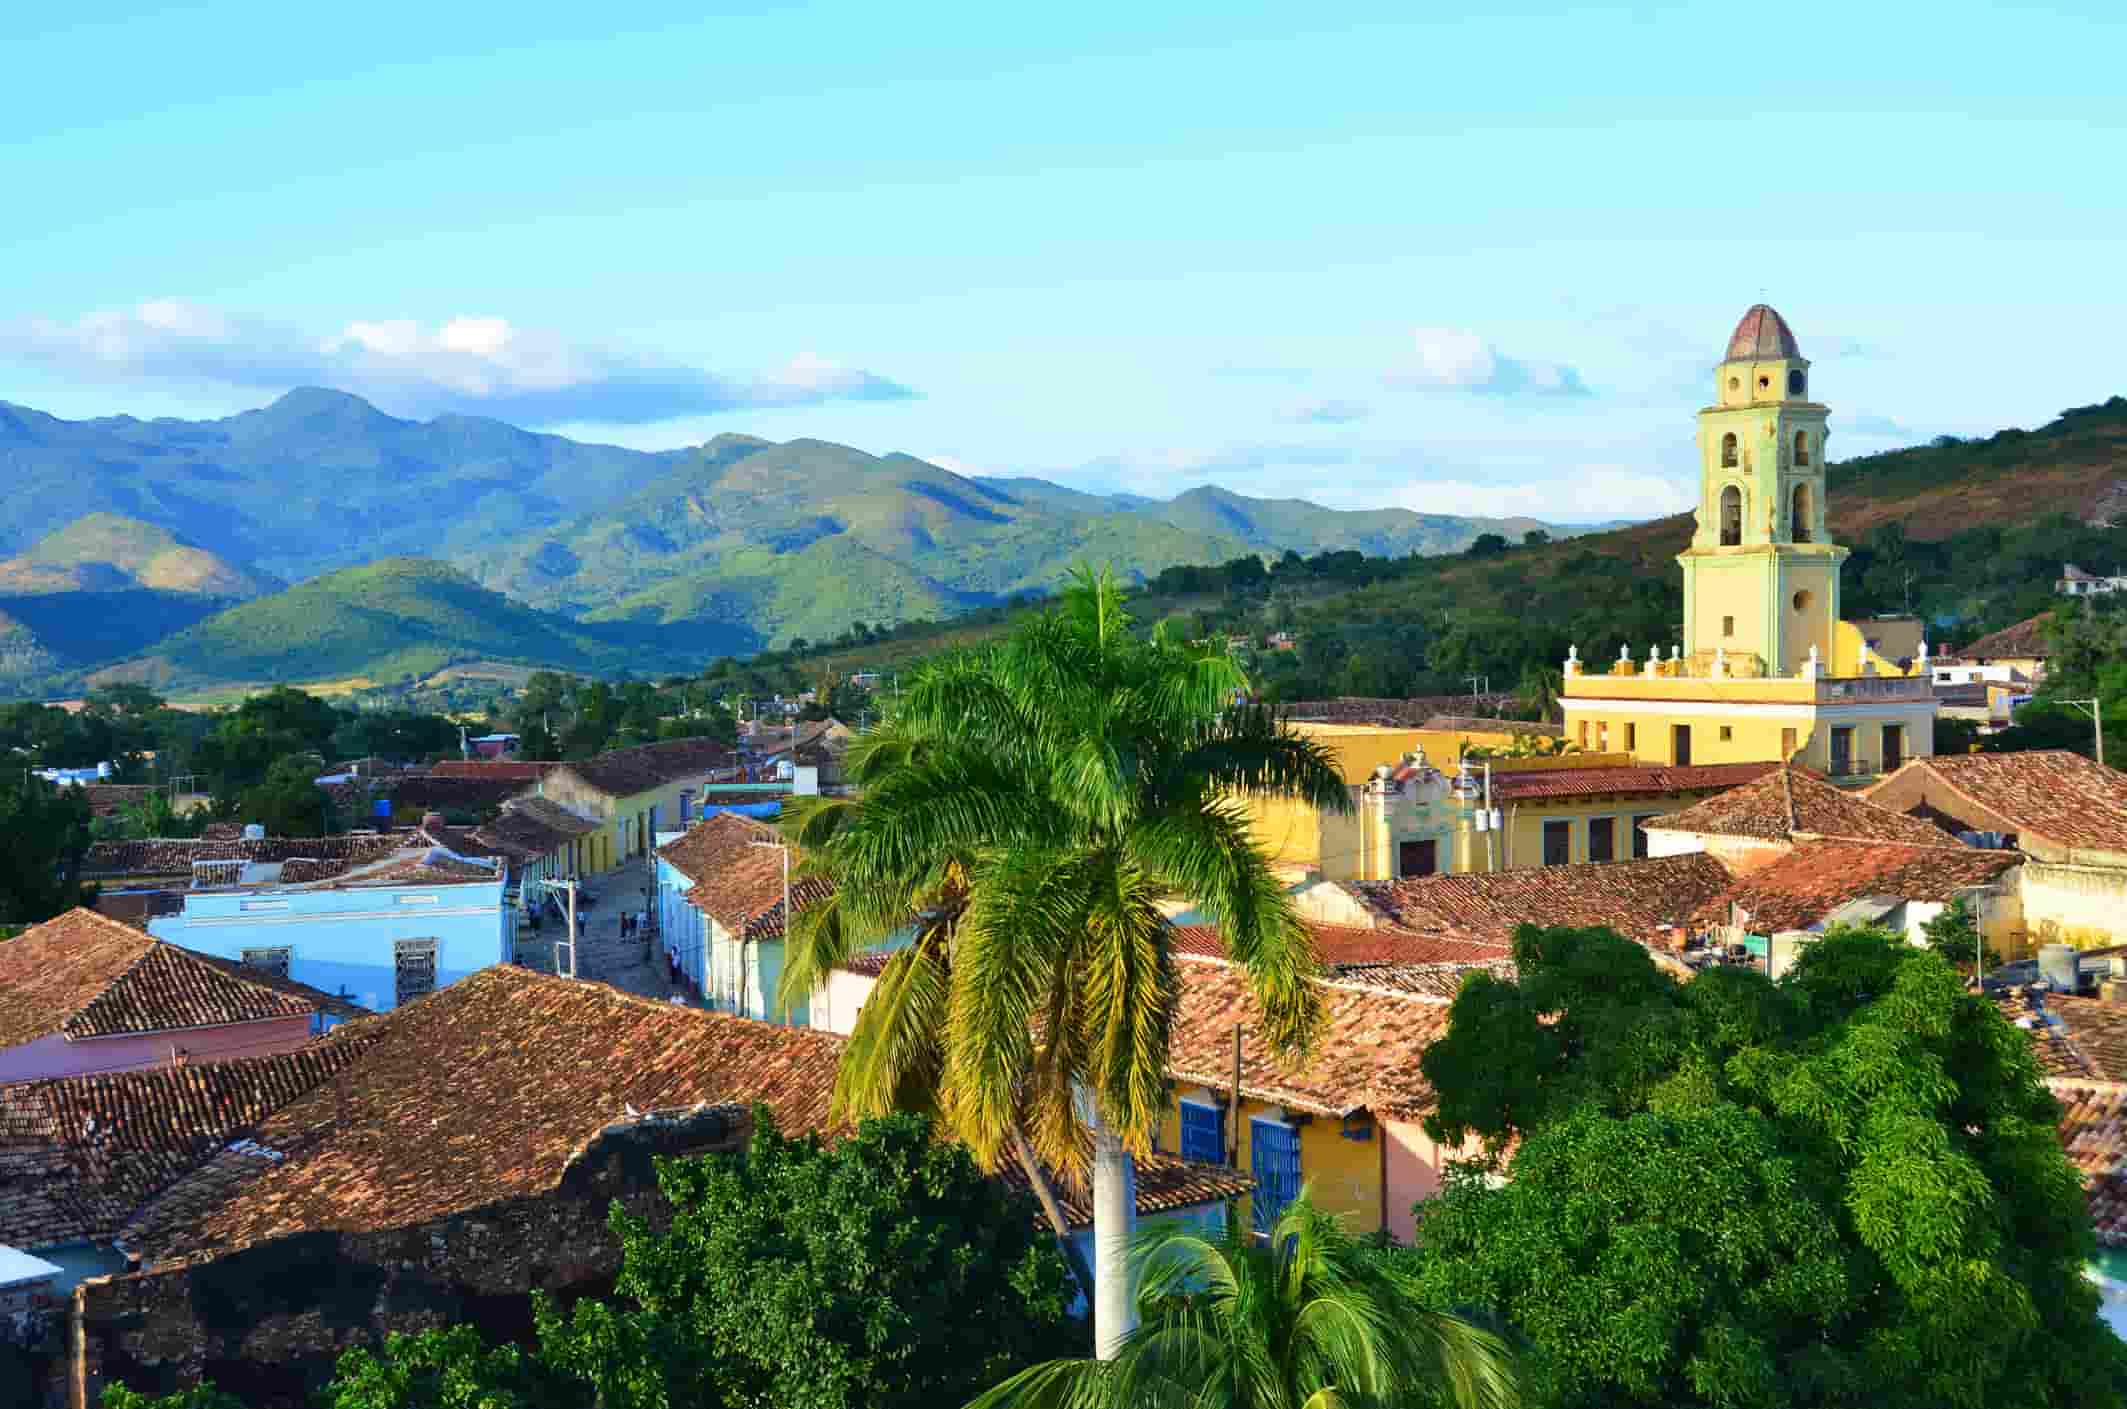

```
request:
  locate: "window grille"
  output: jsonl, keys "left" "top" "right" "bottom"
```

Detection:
{"left": 394, "top": 938, "right": 439, "bottom": 1006}
{"left": 240, "top": 947, "right": 292, "bottom": 980}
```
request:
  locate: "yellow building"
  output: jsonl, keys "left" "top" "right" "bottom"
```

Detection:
{"left": 1562, "top": 305, "right": 1936, "bottom": 782}
{"left": 535, "top": 739, "right": 740, "bottom": 872}
{"left": 1243, "top": 721, "right": 1542, "bottom": 881}
{"left": 1159, "top": 956, "right": 1461, "bottom": 1239}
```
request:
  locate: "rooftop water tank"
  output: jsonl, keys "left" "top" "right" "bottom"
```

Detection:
{"left": 2039, "top": 943, "right": 2080, "bottom": 993}
{"left": 241, "top": 822, "right": 266, "bottom": 842}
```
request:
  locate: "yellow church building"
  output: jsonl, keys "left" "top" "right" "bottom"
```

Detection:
{"left": 1561, "top": 305, "right": 1936, "bottom": 782}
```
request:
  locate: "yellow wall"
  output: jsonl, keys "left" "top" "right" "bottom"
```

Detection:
{"left": 1561, "top": 702, "right": 1931, "bottom": 777}
{"left": 1157, "top": 1089, "right": 1386, "bottom": 1234}
{"left": 1497, "top": 787, "right": 1737, "bottom": 868}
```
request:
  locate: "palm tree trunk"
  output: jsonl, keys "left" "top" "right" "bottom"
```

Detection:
{"left": 1090, "top": 1121, "right": 1139, "bottom": 1360}
{"left": 1011, "top": 1124, "right": 1097, "bottom": 1313}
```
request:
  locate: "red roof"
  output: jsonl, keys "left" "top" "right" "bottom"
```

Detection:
{"left": 1725, "top": 303, "right": 1802, "bottom": 361}
{"left": 427, "top": 760, "right": 557, "bottom": 781}
{"left": 1171, "top": 922, "right": 1510, "bottom": 970}
{"left": 1691, "top": 842, "right": 2021, "bottom": 933}
{"left": 1652, "top": 765, "right": 1961, "bottom": 845}
{"left": 1168, "top": 958, "right": 1453, "bottom": 1118}
{"left": 1951, "top": 613, "right": 2054, "bottom": 662}
{"left": 1347, "top": 854, "right": 1736, "bottom": 947}
{"left": 1486, "top": 761, "right": 1778, "bottom": 801}
{"left": 1872, "top": 751, "right": 2127, "bottom": 855}
{"left": 657, "top": 812, "right": 831, "bottom": 940}
{"left": 0, "top": 909, "right": 335, "bottom": 1048}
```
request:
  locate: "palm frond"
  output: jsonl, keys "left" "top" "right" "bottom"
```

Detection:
{"left": 831, "top": 926, "right": 950, "bottom": 1125}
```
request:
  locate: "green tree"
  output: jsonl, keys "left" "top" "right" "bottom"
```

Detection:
{"left": 1403, "top": 923, "right": 2127, "bottom": 1408}
{"left": 538, "top": 1112, "right": 1073, "bottom": 1409}
{"left": 100, "top": 1385, "right": 247, "bottom": 1409}
{"left": 1464, "top": 533, "right": 1510, "bottom": 558}
{"left": 780, "top": 566, "right": 1348, "bottom": 1354}
{"left": 236, "top": 756, "right": 335, "bottom": 837}
{"left": 0, "top": 773, "right": 92, "bottom": 924}
{"left": 1920, "top": 895, "right": 1999, "bottom": 975}
{"left": 971, "top": 1191, "right": 1517, "bottom": 1409}
{"left": 324, "top": 1326, "right": 575, "bottom": 1409}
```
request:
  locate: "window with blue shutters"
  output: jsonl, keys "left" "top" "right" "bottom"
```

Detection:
{"left": 1179, "top": 1100, "right": 1225, "bottom": 1165}
{"left": 1249, "top": 1118, "right": 1302, "bottom": 1236}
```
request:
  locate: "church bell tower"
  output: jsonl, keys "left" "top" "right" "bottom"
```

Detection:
{"left": 1678, "top": 305, "right": 1846, "bottom": 677}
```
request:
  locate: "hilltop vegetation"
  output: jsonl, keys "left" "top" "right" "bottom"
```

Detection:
{"left": 88, "top": 558, "right": 719, "bottom": 693}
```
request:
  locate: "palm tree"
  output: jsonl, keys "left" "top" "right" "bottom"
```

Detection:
{"left": 966, "top": 1190, "right": 1519, "bottom": 1409}
{"left": 779, "top": 566, "right": 1350, "bottom": 1357}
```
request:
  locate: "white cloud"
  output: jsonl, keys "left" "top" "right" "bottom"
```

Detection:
{"left": 0, "top": 301, "right": 918, "bottom": 425}
{"left": 1386, "top": 327, "right": 1591, "bottom": 398}
{"left": 1377, "top": 465, "right": 1690, "bottom": 521}
{"left": 1278, "top": 398, "right": 1370, "bottom": 425}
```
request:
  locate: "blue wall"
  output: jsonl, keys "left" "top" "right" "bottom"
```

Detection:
{"left": 149, "top": 878, "right": 510, "bottom": 1013}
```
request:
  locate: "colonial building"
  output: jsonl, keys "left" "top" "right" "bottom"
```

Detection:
{"left": 1562, "top": 305, "right": 1936, "bottom": 782}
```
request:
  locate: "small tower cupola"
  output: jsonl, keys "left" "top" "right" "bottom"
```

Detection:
{"left": 1716, "top": 303, "right": 1811, "bottom": 407}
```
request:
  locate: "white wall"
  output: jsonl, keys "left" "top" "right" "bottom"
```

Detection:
{"left": 2022, "top": 863, "right": 2127, "bottom": 948}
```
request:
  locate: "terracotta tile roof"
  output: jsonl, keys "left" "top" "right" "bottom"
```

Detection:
{"left": 1167, "top": 958, "right": 1453, "bottom": 1118}
{"left": 0, "top": 1039, "right": 372, "bottom": 1250}
{"left": 1279, "top": 696, "right": 1519, "bottom": 727}
{"left": 427, "top": 761, "right": 558, "bottom": 782}
{"left": 1170, "top": 922, "right": 1511, "bottom": 970}
{"left": 998, "top": 1151, "right": 1252, "bottom": 1229}
{"left": 82, "top": 834, "right": 406, "bottom": 879}
{"left": 835, "top": 949, "right": 900, "bottom": 978}
{"left": 1651, "top": 765, "right": 1964, "bottom": 845}
{"left": 1691, "top": 842, "right": 2021, "bottom": 934}
{"left": 81, "top": 785, "right": 158, "bottom": 818}
{"left": 1487, "top": 761, "right": 1779, "bottom": 801}
{"left": 658, "top": 812, "right": 832, "bottom": 939}
{"left": 1346, "top": 854, "right": 1735, "bottom": 948}
{"left": 1953, "top": 613, "right": 2055, "bottom": 661}
{"left": 2049, "top": 1079, "right": 2127, "bottom": 1244}
{"left": 376, "top": 774, "right": 534, "bottom": 814}
{"left": 1725, "top": 303, "right": 1802, "bottom": 360}
{"left": 1873, "top": 751, "right": 2127, "bottom": 855}
{"left": 552, "top": 739, "right": 737, "bottom": 800}
{"left": 2047, "top": 995, "right": 2127, "bottom": 1084}
{"left": 1993, "top": 988, "right": 2099, "bottom": 1080}
{"left": 128, "top": 968, "right": 852, "bottom": 1264}
{"left": 1332, "top": 959, "right": 1520, "bottom": 1000}
{"left": 307, "top": 850, "right": 504, "bottom": 890}
{"left": 0, "top": 909, "right": 335, "bottom": 1048}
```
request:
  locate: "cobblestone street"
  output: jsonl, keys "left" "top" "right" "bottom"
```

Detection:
{"left": 513, "top": 856, "right": 701, "bottom": 1005}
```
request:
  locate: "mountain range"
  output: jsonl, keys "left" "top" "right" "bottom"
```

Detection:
{"left": 0, "top": 389, "right": 1593, "bottom": 695}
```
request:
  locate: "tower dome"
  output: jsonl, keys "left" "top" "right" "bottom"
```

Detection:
{"left": 1724, "top": 304, "right": 1801, "bottom": 361}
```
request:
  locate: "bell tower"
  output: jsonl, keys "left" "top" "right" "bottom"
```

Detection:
{"left": 1679, "top": 305, "right": 1845, "bottom": 677}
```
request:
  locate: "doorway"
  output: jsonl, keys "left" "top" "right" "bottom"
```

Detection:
{"left": 1672, "top": 724, "right": 1693, "bottom": 766}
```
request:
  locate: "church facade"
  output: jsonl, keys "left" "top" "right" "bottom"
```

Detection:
{"left": 1561, "top": 305, "right": 1936, "bottom": 782}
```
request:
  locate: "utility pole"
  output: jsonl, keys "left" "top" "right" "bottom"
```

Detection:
{"left": 745, "top": 837, "right": 789, "bottom": 1019}
{"left": 539, "top": 877, "right": 579, "bottom": 979}
{"left": 2061, "top": 697, "right": 2106, "bottom": 769}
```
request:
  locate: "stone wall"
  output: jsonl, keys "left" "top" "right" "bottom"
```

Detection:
{"left": 68, "top": 1107, "right": 745, "bottom": 1409}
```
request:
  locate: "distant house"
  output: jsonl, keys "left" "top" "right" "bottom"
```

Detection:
{"left": 2058, "top": 564, "right": 2127, "bottom": 597}
{"left": 468, "top": 732, "right": 519, "bottom": 759}
{"left": 1161, "top": 956, "right": 1480, "bottom": 1244}
{"left": 469, "top": 795, "right": 601, "bottom": 902}
{"left": 0, "top": 908, "right": 365, "bottom": 1083}
{"left": 1947, "top": 613, "right": 2055, "bottom": 686}
{"left": 536, "top": 739, "right": 740, "bottom": 868}
{"left": 146, "top": 843, "right": 512, "bottom": 1012}
{"left": 653, "top": 812, "right": 844, "bottom": 1020}
{"left": 1867, "top": 750, "right": 2127, "bottom": 948}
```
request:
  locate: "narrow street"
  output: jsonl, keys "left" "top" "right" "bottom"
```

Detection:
{"left": 514, "top": 855, "right": 702, "bottom": 1005}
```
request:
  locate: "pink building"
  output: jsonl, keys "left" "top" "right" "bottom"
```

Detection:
{"left": 0, "top": 908, "right": 364, "bottom": 1084}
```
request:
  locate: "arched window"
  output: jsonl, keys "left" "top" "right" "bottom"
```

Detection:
{"left": 1720, "top": 432, "right": 1738, "bottom": 468}
{"left": 1720, "top": 485, "right": 1743, "bottom": 546}
{"left": 1787, "top": 369, "right": 1806, "bottom": 397}
{"left": 1794, "top": 430, "right": 1810, "bottom": 466}
{"left": 1791, "top": 484, "right": 1812, "bottom": 543}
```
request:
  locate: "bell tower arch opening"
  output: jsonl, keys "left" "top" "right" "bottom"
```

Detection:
{"left": 1791, "top": 483, "right": 1812, "bottom": 543}
{"left": 1720, "top": 432, "right": 1739, "bottom": 468}
{"left": 1719, "top": 485, "right": 1743, "bottom": 546}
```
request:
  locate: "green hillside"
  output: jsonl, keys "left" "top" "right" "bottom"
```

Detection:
{"left": 90, "top": 558, "right": 719, "bottom": 692}
{"left": 1135, "top": 485, "right": 1568, "bottom": 558}
{"left": 0, "top": 513, "right": 280, "bottom": 598}
{"left": 461, "top": 436, "right": 1255, "bottom": 640}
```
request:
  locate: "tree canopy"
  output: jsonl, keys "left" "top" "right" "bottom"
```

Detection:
{"left": 1401, "top": 924, "right": 2127, "bottom": 1408}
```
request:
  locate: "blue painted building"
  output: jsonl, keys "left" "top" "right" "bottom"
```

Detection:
{"left": 147, "top": 849, "right": 512, "bottom": 1013}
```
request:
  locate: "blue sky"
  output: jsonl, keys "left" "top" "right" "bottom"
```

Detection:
{"left": 6, "top": 1, "right": 2124, "bottom": 521}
